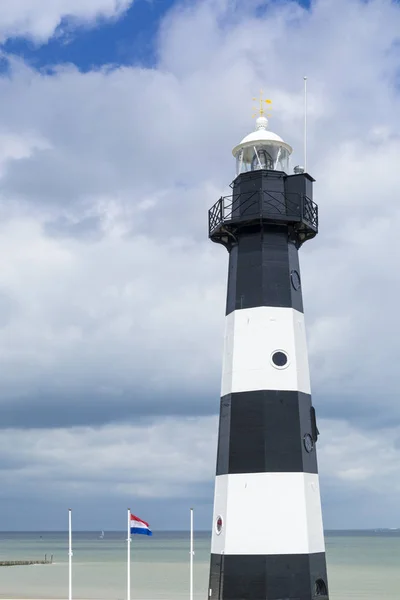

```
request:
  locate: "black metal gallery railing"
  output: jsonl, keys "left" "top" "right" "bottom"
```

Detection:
{"left": 208, "top": 189, "right": 318, "bottom": 238}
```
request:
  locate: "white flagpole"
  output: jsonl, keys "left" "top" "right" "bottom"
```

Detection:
{"left": 304, "top": 76, "right": 308, "bottom": 173}
{"left": 68, "top": 508, "right": 72, "bottom": 600}
{"left": 127, "top": 508, "right": 131, "bottom": 600}
{"left": 190, "top": 508, "right": 194, "bottom": 600}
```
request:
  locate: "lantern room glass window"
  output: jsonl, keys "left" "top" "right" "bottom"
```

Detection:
{"left": 235, "top": 143, "right": 289, "bottom": 176}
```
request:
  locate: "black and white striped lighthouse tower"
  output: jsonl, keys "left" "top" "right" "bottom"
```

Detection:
{"left": 207, "top": 98, "right": 329, "bottom": 600}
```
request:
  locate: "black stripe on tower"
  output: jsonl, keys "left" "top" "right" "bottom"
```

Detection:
{"left": 216, "top": 390, "right": 319, "bottom": 475}
{"left": 208, "top": 169, "right": 317, "bottom": 315}
{"left": 209, "top": 553, "right": 329, "bottom": 600}
{"left": 226, "top": 226, "right": 303, "bottom": 315}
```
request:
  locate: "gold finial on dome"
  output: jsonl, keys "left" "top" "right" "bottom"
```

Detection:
{"left": 252, "top": 89, "right": 272, "bottom": 118}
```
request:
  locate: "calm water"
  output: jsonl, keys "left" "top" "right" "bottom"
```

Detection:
{"left": 0, "top": 530, "right": 400, "bottom": 599}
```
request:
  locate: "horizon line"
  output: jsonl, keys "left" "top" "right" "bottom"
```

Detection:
{"left": 0, "top": 527, "right": 398, "bottom": 533}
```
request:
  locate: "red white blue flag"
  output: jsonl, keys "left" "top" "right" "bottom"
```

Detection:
{"left": 130, "top": 514, "right": 152, "bottom": 536}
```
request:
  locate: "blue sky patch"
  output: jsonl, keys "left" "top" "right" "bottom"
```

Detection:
{"left": 1, "top": 0, "right": 176, "bottom": 72}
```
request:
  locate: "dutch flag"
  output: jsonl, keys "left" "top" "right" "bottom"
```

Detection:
{"left": 130, "top": 514, "right": 152, "bottom": 536}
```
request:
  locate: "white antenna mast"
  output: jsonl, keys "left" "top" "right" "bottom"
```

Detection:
{"left": 304, "top": 76, "right": 307, "bottom": 172}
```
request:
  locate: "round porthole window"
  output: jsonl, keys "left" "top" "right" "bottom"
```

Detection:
{"left": 303, "top": 433, "right": 314, "bottom": 453}
{"left": 215, "top": 516, "right": 223, "bottom": 535}
{"left": 291, "top": 269, "right": 301, "bottom": 291}
{"left": 271, "top": 350, "right": 289, "bottom": 369}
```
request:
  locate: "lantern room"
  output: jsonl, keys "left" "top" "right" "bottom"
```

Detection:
{"left": 232, "top": 115, "right": 292, "bottom": 176}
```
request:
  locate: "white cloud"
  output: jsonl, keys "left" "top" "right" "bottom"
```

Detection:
{"left": 0, "top": 417, "right": 218, "bottom": 499}
{"left": 0, "top": 0, "right": 400, "bottom": 525}
{"left": 0, "top": 0, "right": 133, "bottom": 43}
{"left": 0, "top": 214, "right": 224, "bottom": 408}
{"left": 317, "top": 418, "right": 400, "bottom": 528}
{"left": 0, "top": 0, "right": 398, "bottom": 419}
{"left": 319, "top": 418, "right": 400, "bottom": 490}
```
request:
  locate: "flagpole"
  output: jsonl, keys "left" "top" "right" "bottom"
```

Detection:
{"left": 190, "top": 508, "right": 194, "bottom": 600}
{"left": 304, "top": 75, "right": 308, "bottom": 173}
{"left": 68, "top": 508, "right": 72, "bottom": 600}
{"left": 127, "top": 508, "right": 131, "bottom": 600}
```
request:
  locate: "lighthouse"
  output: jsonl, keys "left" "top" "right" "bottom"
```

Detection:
{"left": 207, "top": 97, "right": 329, "bottom": 599}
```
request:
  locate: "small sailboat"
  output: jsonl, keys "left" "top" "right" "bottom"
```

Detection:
{"left": 99, "top": 530, "right": 104, "bottom": 539}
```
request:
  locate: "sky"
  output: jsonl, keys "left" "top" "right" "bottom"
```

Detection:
{"left": 0, "top": 0, "right": 400, "bottom": 532}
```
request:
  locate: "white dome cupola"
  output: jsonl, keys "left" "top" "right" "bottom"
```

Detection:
{"left": 232, "top": 94, "right": 292, "bottom": 176}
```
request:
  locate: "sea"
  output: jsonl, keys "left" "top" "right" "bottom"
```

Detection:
{"left": 0, "top": 530, "right": 400, "bottom": 599}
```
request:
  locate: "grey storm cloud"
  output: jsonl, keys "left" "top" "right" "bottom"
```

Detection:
{"left": 0, "top": 0, "right": 400, "bottom": 528}
{"left": 0, "top": 416, "right": 217, "bottom": 530}
{"left": 0, "top": 388, "right": 219, "bottom": 429}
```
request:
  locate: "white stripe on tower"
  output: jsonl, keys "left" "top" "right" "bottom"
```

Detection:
{"left": 221, "top": 306, "right": 311, "bottom": 396}
{"left": 211, "top": 472, "right": 324, "bottom": 556}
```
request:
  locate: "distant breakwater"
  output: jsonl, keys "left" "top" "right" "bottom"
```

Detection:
{"left": 0, "top": 554, "right": 53, "bottom": 566}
